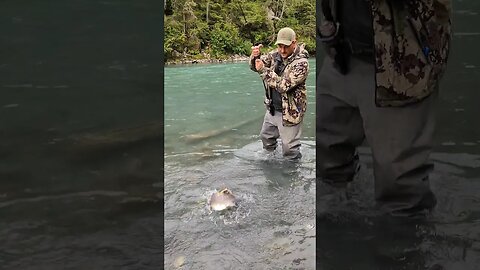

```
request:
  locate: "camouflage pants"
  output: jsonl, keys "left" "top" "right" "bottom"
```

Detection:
{"left": 260, "top": 111, "right": 302, "bottom": 159}
{"left": 316, "top": 57, "right": 438, "bottom": 216}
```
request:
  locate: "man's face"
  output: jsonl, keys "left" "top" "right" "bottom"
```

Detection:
{"left": 277, "top": 41, "right": 296, "bottom": 59}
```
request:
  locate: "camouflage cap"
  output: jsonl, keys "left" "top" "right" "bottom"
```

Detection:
{"left": 275, "top": 27, "right": 296, "bottom": 46}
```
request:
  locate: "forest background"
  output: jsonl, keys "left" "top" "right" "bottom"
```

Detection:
{"left": 164, "top": 0, "right": 316, "bottom": 63}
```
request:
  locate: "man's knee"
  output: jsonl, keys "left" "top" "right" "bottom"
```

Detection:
{"left": 261, "top": 136, "right": 277, "bottom": 151}
{"left": 282, "top": 143, "right": 301, "bottom": 159}
{"left": 260, "top": 123, "right": 279, "bottom": 149}
{"left": 317, "top": 146, "right": 360, "bottom": 183}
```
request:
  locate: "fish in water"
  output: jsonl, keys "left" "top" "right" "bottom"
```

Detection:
{"left": 209, "top": 188, "right": 237, "bottom": 211}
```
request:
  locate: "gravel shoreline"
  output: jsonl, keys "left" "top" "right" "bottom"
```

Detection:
{"left": 165, "top": 55, "right": 250, "bottom": 65}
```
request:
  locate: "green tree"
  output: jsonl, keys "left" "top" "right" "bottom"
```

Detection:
{"left": 164, "top": 0, "right": 316, "bottom": 61}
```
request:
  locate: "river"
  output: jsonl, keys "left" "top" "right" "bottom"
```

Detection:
{"left": 164, "top": 59, "right": 317, "bottom": 269}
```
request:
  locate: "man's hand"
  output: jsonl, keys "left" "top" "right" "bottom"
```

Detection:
{"left": 255, "top": 59, "right": 264, "bottom": 71}
{"left": 251, "top": 44, "right": 263, "bottom": 58}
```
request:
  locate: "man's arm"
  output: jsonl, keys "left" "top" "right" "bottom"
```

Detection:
{"left": 249, "top": 44, "right": 274, "bottom": 72}
{"left": 257, "top": 60, "right": 309, "bottom": 94}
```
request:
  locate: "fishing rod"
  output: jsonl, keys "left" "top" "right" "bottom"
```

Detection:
{"left": 252, "top": 44, "right": 275, "bottom": 116}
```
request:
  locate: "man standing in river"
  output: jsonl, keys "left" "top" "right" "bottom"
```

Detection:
{"left": 249, "top": 27, "right": 310, "bottom": 160}
{"left": 316, "top": 0, "right": 452, "bottom": 217}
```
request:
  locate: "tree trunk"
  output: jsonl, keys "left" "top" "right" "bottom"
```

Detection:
{"left": 280, "top": 0, "right": 286, "bottom": 19}
{"left": 206, "top": 0, "right": 209, "bottom": 24}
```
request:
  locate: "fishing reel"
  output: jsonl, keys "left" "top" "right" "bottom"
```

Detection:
{"left": 264, "top": 98, "right": 275, "bottom": 116}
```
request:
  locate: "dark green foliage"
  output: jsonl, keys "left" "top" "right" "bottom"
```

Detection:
{"left": 164, "top": 0, "right": 316, "bottom": 60}
{"left": 164, "top": 17, "right": 186, "bottom": 59}
{"left": 165, "top": 0, "right": 174, "bottom": 16}
{"left": 210, "top": 22, "right": 251, "bottom": 57}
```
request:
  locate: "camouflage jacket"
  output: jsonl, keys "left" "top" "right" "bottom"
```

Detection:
{"left": 371, "top": 0, "right": 452, "bottom": 106}
{"left": 321, "top": 0, "right": 451, "bottom": 106}
{"left": 249, "top": 43, "right": 309, "bottom": 126}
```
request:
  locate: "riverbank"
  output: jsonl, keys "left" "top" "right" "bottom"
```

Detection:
{"left": 165, "top": 54, "right": 250, "bottom": 65}
{"left": 165, "top": 52, "right": 318, "bottom": 66}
